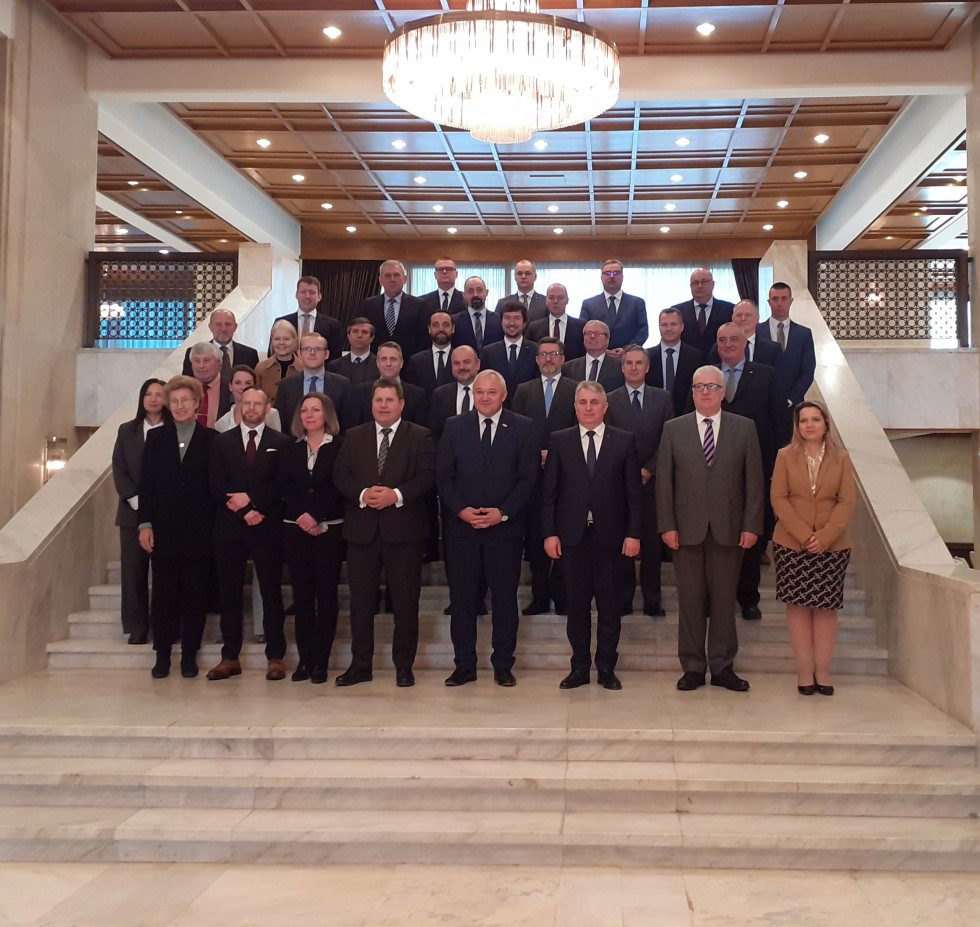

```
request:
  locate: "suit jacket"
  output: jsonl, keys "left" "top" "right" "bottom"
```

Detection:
{"left": 181, "top": 340, "right": 260, "bottom": 378}
{"left": 494, "top": 292, "right": 548, "bottom": 323}
{"left": 771, "top": 445, "right": 855, "bottom": 553}
{"left": 757, "top": 320, "right": 816, "bottom": 406}
{"left": 254, "top": 354, "right": 303, "bottom": 404}
{"left": 646, "top": 342, "right": 700, "bottom": 417}
{"left": 604, "top": 384, "right": 674, "bottom": 483}
{"left": 138, "top": 422, "right": 216, "bottom": 559}
{"left": 404, "top": 346, "right": 456, "bottom": 395}
{"left": 451, "top": 308, "right": 504, "bottom": 351}
{"left": 479, "top": 339, "right": 539, "bottom": 399}
{"left": 346, "top": 380, "right": 429, "bottom": 430}
{"left": 327, "top": 353, "right": 379, "bottom": 386}
{"left": 511, "top": 375, "right": 579, "bottom": 453}
{"left": 275, "top": 369, "right": 351, "bottom": 435}
{"left": 112, "top": 419, "right": 151, "bottom": 528}
{"left": 656, "top": 411, "right": 764, "bottom": 547}
{"left": 437, "top": 409, "right": 539, "bottom": 538}
{"left": 674, "top": 298, "right": 735, "bottom": 358}
{"left": 280, "top": 435, "right": 344, "bottom": 524}
{"left": 359, "top": 293, "right": 427, "bottom": 358}
{"left": 579, "top": 292, "right": 649, "bottom": 349}
{"left": 333, "top": 421, "right": 436, "bottom": 545}
{"left": 421, "top": 288, "right": 466, "bottom": 317}
{"left": 428, "top": 382, "right": 469, "bottom": 440}
{"left": 563, "top": 353, "right": 625, "bottom": 392}
{"left": 541, "top": 424, "right": 643, "bottom": 548}
{"left": 209, "top": 424, "right": 291, "bottom": 540}
{"left": 272, "top": 312, "right": 344, "bottom": 360}
{"left": 707, "top": 338, "right": 783, "bottom": 368}
{"left": 526, "top": 315, "right": 586, "bottom": 361}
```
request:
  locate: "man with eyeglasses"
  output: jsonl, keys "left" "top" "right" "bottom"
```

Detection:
{"left": 579, "top": 259, "right": 649, "bottom": 357}
{"left": 494, "top": 259, "right": 548, "bottom": 323}
{"left": 657, "top": 365, "right": 764, "bottom": 693}
{"left": 358, "top": 259, "right": 427, "bottom": 358}
{"left": 563, "top": 320, "right": 626, "bottom": 391}
{"left": 275, "top": 333, "right": 351, "bottom": 434}
{"left": 421, "top": 257, "right": 465, "bottom": 317}
{"left": 671, "top": 268, "right": 735, "bottom": 360}
{"left": 527, "top": 283, "right": 586, "bottom": 360}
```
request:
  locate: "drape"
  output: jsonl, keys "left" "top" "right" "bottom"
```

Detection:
{"left": 302, "top": 259, "right": 379, "bottom": 334}
{"left": 731, "top": 258, "right": 760, "bottom": 304}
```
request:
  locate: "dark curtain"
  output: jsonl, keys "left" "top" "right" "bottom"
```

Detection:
{"left": 731, "top": 258, "right": 760, "bottom": 304}
{"left": 302, "top": 259, "right": 379, "bottom": 334}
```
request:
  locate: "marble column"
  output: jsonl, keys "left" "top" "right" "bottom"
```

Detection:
{"left": 966, "top": 16, "right": 980, "bottom": 557}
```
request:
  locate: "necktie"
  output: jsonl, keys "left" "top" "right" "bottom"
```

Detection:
{"left": 608, "top": 295, "right": 616, "bottom": 317}
{"left": 703, "top": 418, "right": 715, "bottom": 467}
{"left": 385, "top": 298, "right": 396, "bottom": 334}
{"left": 353, "top": 356, "right": 361, "bottom": 364}
{"left": 544, "top": 378, "right": 554, "bottom": 416}
{"left": 197, "top": 389, "right": 209, "bottom": 428}
{"left": 665, "top": 347, "right": 675, "bottom": 390}
{"left": 632, "top": 389, "right": 642, "bottom": 419}
{"left": 777, "top": 321, "right": 786, "bottom": 349}
{"left": 378, "top": 427, "right": 391, "bottom": 475}
{"left": 220, "top": 345, "right": 231, "bottom": 381}
{"left": 481, "top": 417, "right": 493, "bottom": 457}
{"left": 521, "top": 294, "right": 529, "bottom": 307}
{"left": 442, "top": 291, "right": 449, "bottom": 313}
{"left": 436, "top": 350, "right": 446, "bottom": 381}
{"left": 301, "top": 314, "right": 312, "bottom": 337}
{"left": 473, "top": 312, "right": 483, "bottom": 353}
{"left": 589, "top": 358, "right": 599, "bottom": 381}
{"left": 697, "top": 304, "right": 707, "bottom": 335}
{"left": 307, "top": 375, "right": 318, "bottom": 394}
{"left": 245, "top": 429, "right": 257, "bottom": 468}
{"left": 586, "top": 430, "right": 597, "bottom": 476}
{"left": 725, "top": 367, "right": 737, "bottom": 402}
{"left": 509, "top": 343, "right": 517, "bottom": 369}
{"left": 461, "top": 386, "right": 470, "bottom": 414}
{"left": 553, "top": 317, "right": 560, "bottom": 340}
{"left": 744, "top": 342, "right": 751, "bottom": 363}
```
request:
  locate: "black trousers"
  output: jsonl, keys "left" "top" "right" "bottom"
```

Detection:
{"left": 119, "top": 526, "right": 150, "bottom": 637}
{"left": 149, "top": 555, "right": 210, "bottom": 655}
{"left": 620, "top": 488, "right": 662, "bottom": 613}
{"left": 526, "top": 502, "right": 566, "bottom": 607}
{"left": 737, "top": 478, "right": 774, "bottom": 610}
{"left": 283, "top": 522, "right": 344, "bottom": 669}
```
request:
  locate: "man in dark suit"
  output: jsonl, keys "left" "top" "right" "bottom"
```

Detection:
{"left": 404, "top": 310, "right": 456, "bottom": 396}
{"left": 512, "top": 337, "right": 579, "bottom": 615}
{"left": 437, "top": 370, "right": 539, "bottom": 687}
{"left": 275, "top": 333, "right": 351, "bottom": 434}
{"left": 757, "top": 282, "right": 816, "bottom": 406}
{"left": 206, "top": 386, "right": 292, "bottom": 682}
{"left": 270, "top": 275, "right": 344, "bottom": 360}
{"left": 357, "top": 260, "right": 427, "bottom": 359}
{"left": 527, "top": 283, "right": 586, "bottom": 360}
{"left": 332, "top": 379, "right": 436, "bottom": 688}
{"left": 346, "top": 342, "right": 428, "bottom": 429}
{"left": 428, "top": 345, "right": 480, "bottom": 440}
{"left": 647, "top": 307, "right": 700, "bottom": 417}
{"left": 605, "top": 345, "right": 674, "bottom": 617}
{"left": 563, "top": 320, "right": 626, "bottom": 390}
{"left": 708, "top": 300, "right": 783, "bottom": 368}
{"left": 479, "top": 301, "right": 538, "bottom": 399}
{"left": 494, "top": 259, "right": 548, "bottom": 323}
{"left": 542, "top": 381, "right": 642, "bottom": 691}
{"left": 181, "top": 308, "right": 259, "bottom": 382}
{"left": 579, "top": 259, "right": 649, "bottom": 356}
{"left": 452, "top": 276, "right": 504, "bottom": 353}
{"left": 420, "top": 257, "right": 466, "bottom": 317}
{"left": 657, "top": 365, "right": 764, "bottom": 693}
{"left": 672, "top": 267, "right": 736, "bottom": 359}
{"left": 327, "top": 317, "right": 378, "bottom": 386}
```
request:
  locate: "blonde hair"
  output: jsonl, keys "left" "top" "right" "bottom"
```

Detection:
{"left": 789, "top": 400, "right": 842, "bottom": 459}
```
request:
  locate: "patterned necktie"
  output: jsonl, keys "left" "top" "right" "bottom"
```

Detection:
{"left": 665, "top": 347, "right": 675, "bottom": 390}
{"left": 697, "top": 304, "right": 707, "bottom": 335}
{"left": 481, "top": 417, "right": 493, "bottom": 457}
{"left": 725, "top": 367, "right": 737, "bottom": 402}
{"left": 220, "top": 345, "right": 231, "bottom": 381}
{"left": 473, "top": 312, "right": 483, "bottom": 353}
{"left": 378, "top": 427, "right": 391, "bottom": 475}
{"left": 436, "top": 350, "right": 446, "bottom": 381}
{"left": 442, "top": 291, "right": 449, "bottom": 313}
{"left": 553, "top": 317, "right": 560, "bottom": 340}
{"left": 777, "top": 321, "right": 786, "bottom": 349}
{"left": 509, "top": 343, "right": 518, "bottom": 369}
{"left": 301, "top": 314, "right": 312, "bottom": 337}
{"left": 245, "top": 429, "right": 257, "bottom": 468}
{"left": 544, "top": 378, "right": 554, "bottom": 416}
{"left": 385, "top": 298, "right": 396, "bottom": 334}
{"left": 521, "top": 294, "right": 529, "bottom": 307}
{"left": 461, "top": 385, "right": 470, "bottom": 414}
{"left": 307, "top": 375, "right": 318, "bottom": 394}
{"left": 703, "top": 418, "right": 715, "bottom": 467}
{"left": 589, "top": 358, "right": 599, "bottom": 381}
{"left": 586, "top": 430, "right": 597, "bottom": 476}
{"left": 632, "top": 389, "right": 642, "bottom": 419}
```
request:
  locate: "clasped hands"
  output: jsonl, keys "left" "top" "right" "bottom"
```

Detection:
{"left": 226, "top": 492, "right": 264, "bottom": 526}
{"left": 459, "top": 506, "right": 503, "bottom": 529}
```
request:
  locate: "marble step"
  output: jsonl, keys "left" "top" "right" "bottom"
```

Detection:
{"left": 0, "top": 804, "right": 977, "bottom": 869}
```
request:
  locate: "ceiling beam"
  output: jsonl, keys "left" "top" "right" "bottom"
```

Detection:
{"left": 98, "top": 102, "right": 301, "bottom": 257}
{"left": 95, "top": 192, "right": 195, "bottom": 252}
{"left": 816, "top": 94, "right": 966, "bottom": 250}
{"left": 918, "top": 212, "right": 968, "bottom": 250}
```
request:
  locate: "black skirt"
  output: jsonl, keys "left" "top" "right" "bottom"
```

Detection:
{"left": 772, "top": 543, "right": 851, "bottom": 610}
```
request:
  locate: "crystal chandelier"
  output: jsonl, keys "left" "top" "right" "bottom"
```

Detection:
{"left": 382, "top": 0, "right": 620, "bottom": 145}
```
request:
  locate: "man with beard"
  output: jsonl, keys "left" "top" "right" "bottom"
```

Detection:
{"left": 405, "top": 310, "right": 456, "bottom": 396}
{"left": 452, "top": 276, "right": 503, "bottom": 354}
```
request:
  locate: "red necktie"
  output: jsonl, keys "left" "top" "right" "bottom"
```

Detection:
{"left": 245, "top": 429, "right": 257, "bottom": 468}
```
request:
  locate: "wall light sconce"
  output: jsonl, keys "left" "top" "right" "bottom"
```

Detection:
{"left": 43, "top": 436, "right": 68, "bottom": 483}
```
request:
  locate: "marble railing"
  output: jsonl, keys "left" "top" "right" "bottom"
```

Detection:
{"left": 0, "top": 244, "right": 295, "bottom": 684}
{"left": 764, "top": 242, "right": 980, "bottom": 735}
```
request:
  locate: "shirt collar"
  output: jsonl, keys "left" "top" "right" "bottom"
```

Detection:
{"left": 240, "top": 421, "right": 265, "bottom": 441}
{"left": 504, "top": 336, "right": 523, "bottom": 347}
{"left": 579, "top": 422, "right": 605, "bottom": 438}
{"left": 481, "top": 407, "right": 503, "bottom": 426}
{"left": 375, "top": 418, "right": 402, "bottom": 435}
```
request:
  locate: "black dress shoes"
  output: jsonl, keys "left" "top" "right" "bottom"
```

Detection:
{"left": 559, "top": 670, "right": 590, "bottom": 689}
{"left": 521, "top": 600, "right": 550, "bottom": 616}
{"left": 676, "top": 671, "right": 705, "bottom": 691}
{"left": 741, "top": 605, "right": 762, "bottom": 621}
{"left": 180, "top": 653, "right": 199, "bottom": 678}
{"left": 291, "top": 662, "right": 310, "bottom": 682}
{"left": 444, "top": 667, "right": 477, "bottom": 687}
{"left": 711, "top": 668, "right": 750, "bottom": 692}
{"left": 335, "top": 667, "right": 373, "bottom": 687}
{"left": 552, "top": 601, "right": 567, "bottom": 616}
{"left": 310, "top": 664, "right": 328, "bottom": 685}
{"left": 396, "top": 668, "right": 415, "bottom": 688}
{"left": 798, "top": 681, "right": 817, "bottom": 695}
{"left": 151, "top": 652, "right": 171, "bottom": 679}
{"left": 597, "top": 671, "right": 622, "bottom": 690}
{"left": 493, "top": 669, "right": 516, "bottom": 687}
{"left": 815, "top": 681, "right": 835, "bottom": 696}
{"left": 643, "top": 606, "right": 666, "bottom": 618}
{"left": 128, "top": 632, "right": 148, "bottom": 645}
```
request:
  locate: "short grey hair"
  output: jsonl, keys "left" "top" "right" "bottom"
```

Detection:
{"left": 190, "top": 342, "right": 222, "bottom": 362}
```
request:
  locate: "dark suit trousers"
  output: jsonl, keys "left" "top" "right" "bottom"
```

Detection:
{"left": 119, "top": 526, "right": 151, "bottom": 637}
{"left": 283, "top": 523, "right": 344, "bottom": 669}
{"left": 526, "top": 477, "right": 566, "bottom": 607}
{"left": 736, "top": 477, "right": 774, "bottom": 610}
{"left": 450, "top": 533, "right": 522, "bottom": 672}
{"left": 346, "top": 537, "right": 422, "bottom": 672}
{"left": 674, "top": 529, "right": 742, "bottom": 676}
{"left": 214, "top": 525, "right": 286, "bottom": 661}
{"left": 563, "top": 527, "right": 623, "bottom": 673}
{"left": 620, "top": 488, "right": 662, "bottom": 612}
{"left": 149, "top": 554, "right": 210, "bottom": 655}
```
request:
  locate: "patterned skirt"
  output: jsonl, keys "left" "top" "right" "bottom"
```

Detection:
{"left": 772, "top": 543, "right": 851, "bottom": 610}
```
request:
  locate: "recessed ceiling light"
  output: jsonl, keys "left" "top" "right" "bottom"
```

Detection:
{"left": 696, "top": 22, "right": 715, "bottom": 36}
{"left": 323, "top": 26, "right": 342, "bottom": 40}
{"left": 219, "top": 239, "right": 228, "bottom": 243}
{"left": 675, "top": 137, "right": 691, "bottom": 147}
{"left": 292, "top": 173, "right": 305, "bottom": 182}
{"left": 553, "top": 227, "right": 563, "bottom": 235}
{"left": 320, "top": 202, "right": 333, "bottom": 210}
{"left": 118, "top": 228, "right": 129, "bottom": 235}
{"left": 432, "top": 204, "right": 444, "bottom": 212}
{"left": 921, "top": 206, "right": 928, "bottom": 212}
{"left": 670, "top": 174, "right": 683, "bottom": 182}
{"left": 914, "top": 211, "right": 921, "bottom": 216}
{"left": 127, "top": 180, "right": 139, "bottom": 186}
{"left": 814, "top": 133, "right": 829, "bottom": 144}
{"left": 175, "top": 209, "right": 183, "bottom": 215}
{"left": 660, "top": 226, "right": 670, "bottom": 233}
{"left": 256, "top": 138, "right": 271, "bottom": 149}
{"left": 159, "top": 249, "right": 170, "bottom": 254}
{"left": 957, "top": 175, "right": 966, "bottom": 182}
{"left": 664, "top": 202, "right": 676, "bottom": 211}
{"left": 413, "top": 175, "right": 427, "bottom": 184}
{"left": 886, "top": 236, "right": 894, "bottom": 240}
{"left": 763, "top": 223, "right": 774, "bottom": 231}
{"left": 139, "top": 187, "right": 148, "bottom": 192}
{"left": 777, "top": 200, "right": 788, "bottom": 208}
{"left": 533, "top": 140, "right": 549, "bottom": 150}
{"left": 548, "top": 204, "right": 560, "bottom": 213}
{"left": 391, "top": 139, "right": 407, "bottom": 150}
{"left": 346, "top": 226, "right": 357, "bottom": 233}
{"left": 794, "top": 171, "right": 808, "bottom": 179}
{"left": 447, "top": 227, "right": 458, "bottom": 234}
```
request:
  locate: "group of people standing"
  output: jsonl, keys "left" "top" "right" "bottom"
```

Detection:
{"left": 111, "top": 259, "right": 855, "bottom": 695}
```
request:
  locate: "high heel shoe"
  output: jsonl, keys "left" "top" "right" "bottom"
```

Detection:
{"left": 814, "top": 681, "right": 835, "bottom": 696}
{"left": 797, "top": 680, "right": 816, "bottom": 696}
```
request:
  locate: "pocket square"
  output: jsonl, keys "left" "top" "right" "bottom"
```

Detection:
{"left": 265, "top": 447, "right": 278, "bottom": 452}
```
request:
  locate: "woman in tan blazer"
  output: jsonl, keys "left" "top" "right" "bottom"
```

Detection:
{"left": 771, "top": 400, "right": 856, "bottom": 696}
{"left": 254, "top": 319, "right": 302, "bottom": 403}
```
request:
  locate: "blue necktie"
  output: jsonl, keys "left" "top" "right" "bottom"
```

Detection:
{"left": 544, "top": 378, "right": 554, "bottom": 416}
{"left": 632, "top": 389, "right": 642, "bottom": 419}
{"left": 307, "top": 375, "right": 318, "bottom": 394}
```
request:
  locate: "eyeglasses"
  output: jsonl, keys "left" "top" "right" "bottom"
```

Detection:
{"left": 300, "top": 346, "right": 327, "bottom": 354}
{"left": 601, "top": 269, "right": 623, "bottom": 277}
{"left": 435, "top": 266, "right": 456, "bottom": 272}
{"left": 537, "top": 351, "right": 564, "bottom": 359}
{"left": 691, "top": 277, "right": 713, "bottom": 286}
{"left": 692, "top": 383, "right": 724, "bottom": 393}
